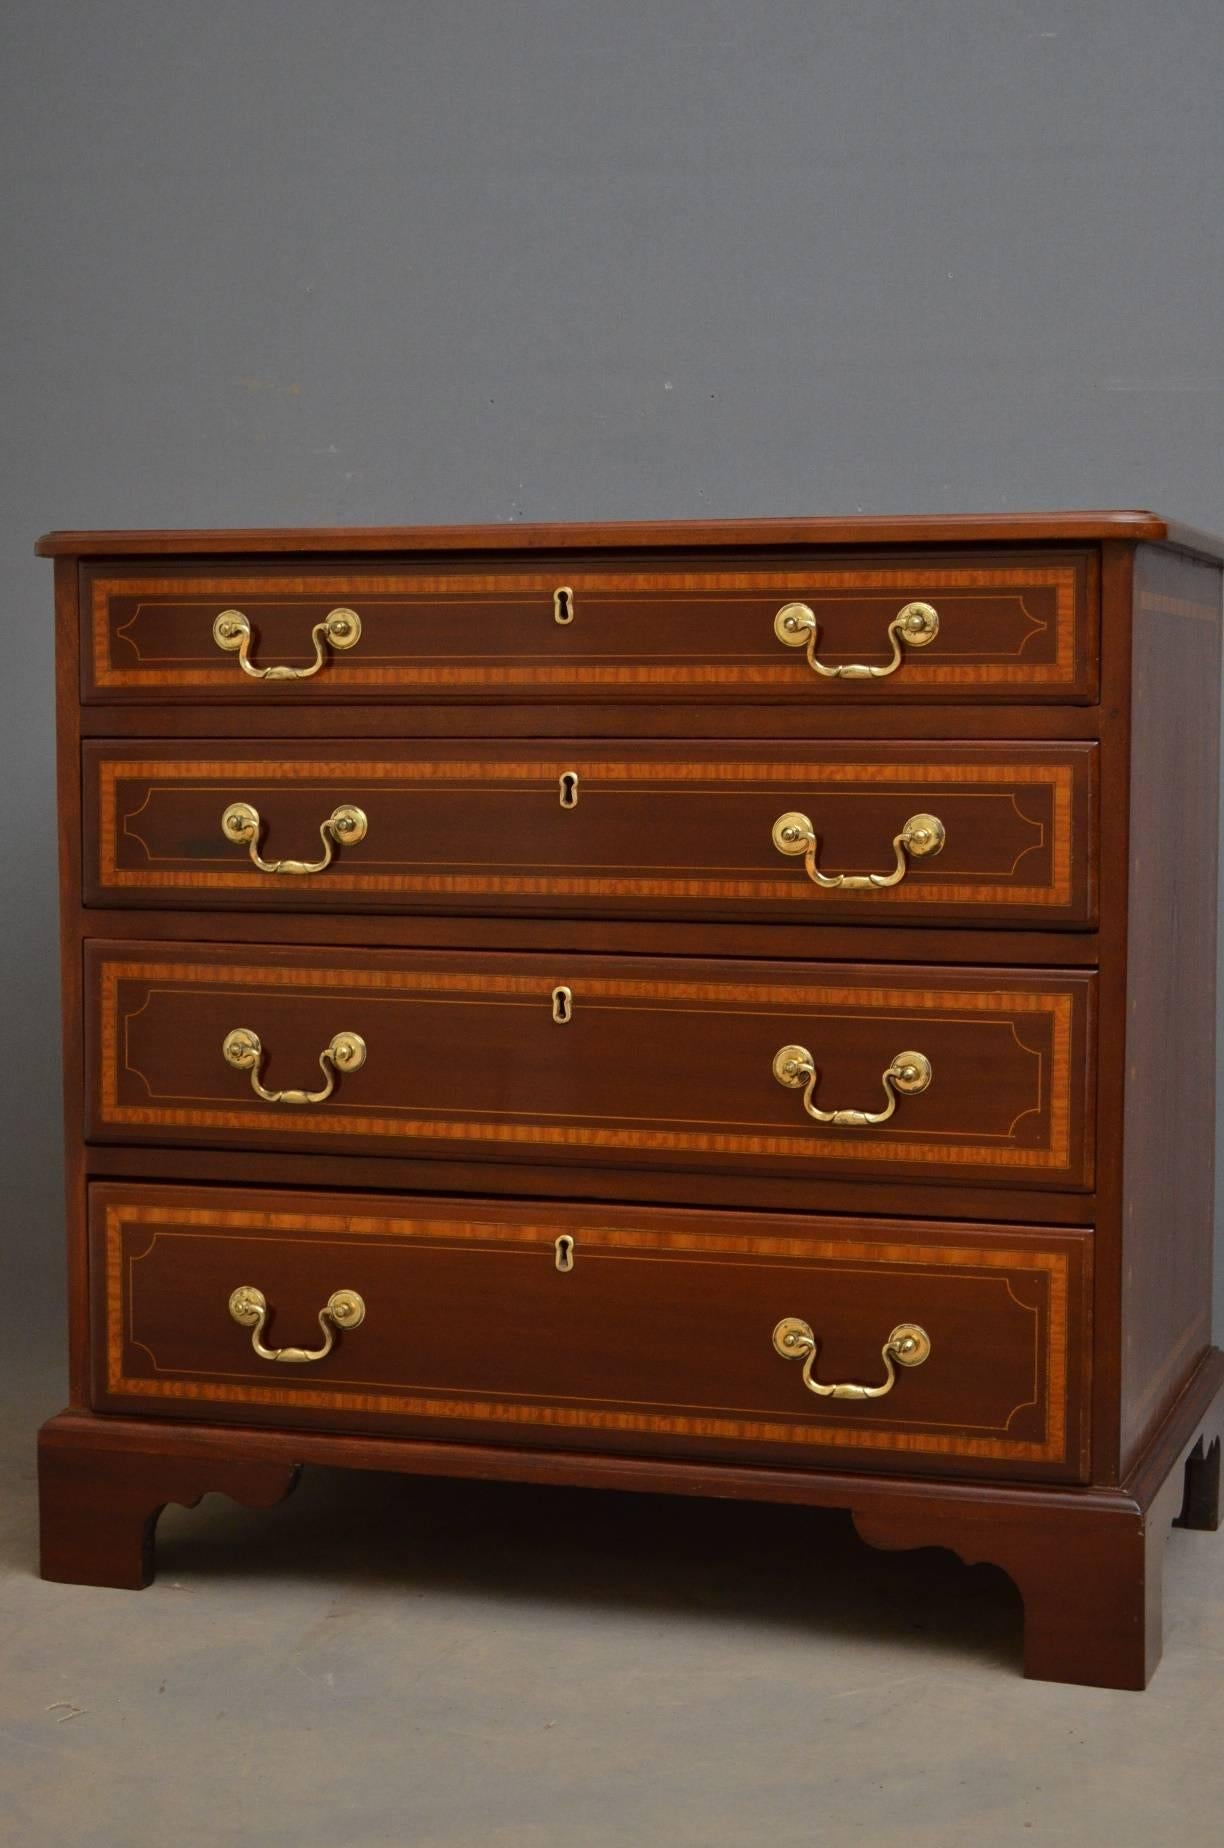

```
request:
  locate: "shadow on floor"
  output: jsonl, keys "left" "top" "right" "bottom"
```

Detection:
{"left": 146, "top": 1461, "right": 1023, "bottom": 1673}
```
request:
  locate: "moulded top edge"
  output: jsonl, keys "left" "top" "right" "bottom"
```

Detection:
{"left": 32, "top": 510, "right": 1224, "bottom": 563}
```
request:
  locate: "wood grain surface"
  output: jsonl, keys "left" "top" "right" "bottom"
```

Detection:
{"left": 85, "top": 739, "right": 1096, "bottom": 925}
{"left": 33, "top": 507, "right": 1224, "bottom": 559}
{"left": 91, "top": 1182, "right": 1092, "bottom": 1480}
{"left": 85, "top": 943, "right": 1095, "bottom": 1187}
{"left": 81, "top": 552, "right": 1096, "bottom": 702}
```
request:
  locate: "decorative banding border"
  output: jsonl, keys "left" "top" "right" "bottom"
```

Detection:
{"left": 103, "top": 1201, "right": 1074, "bottom": 1464}
{"left": 96, "top": 757, "right": 1077, "bottom": 910}
{"left": 88, "top": 565, "right": 1081, "bottom": 690}
{"left": 96, "top": 960, "right": 1082, "bottom": 1174}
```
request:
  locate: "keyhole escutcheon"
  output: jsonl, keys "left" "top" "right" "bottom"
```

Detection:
{"left": 558, "top": 771, "right": 579, "bottom": 809}
{"left": 554, "top": 586, "right": 575, "bottom": 625}
{"left": 555, "top": 1235, "right": 575, "bottom": 1272}
{"left": 551, "top": 985, "right": 573, "bottom": 1024}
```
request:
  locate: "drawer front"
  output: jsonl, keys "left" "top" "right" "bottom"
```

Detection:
{"left": 84, "top": 740, "right": 1098, "bottom": 926}
{"left": 91, "top": 1184, "right": 1093, "bottom": 1481}
{"left": 86, "top": 944, "right": 1095, "bottom": 1189}
{"left": 82, "top": 551, "right": 1096, "bottom": 704}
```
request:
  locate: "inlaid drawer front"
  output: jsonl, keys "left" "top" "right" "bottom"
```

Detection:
{"left": 84, "top": 740, "right": 1098, "bottom": 925}
{"left": 91, "top": 1184, "right": 1093, "bottom": 1481}
{"left": 86, "top": 945, "right": 1095, "bottom": 1188}
{"left": 81, "top": 551, "right": 1096, "bottom": 703}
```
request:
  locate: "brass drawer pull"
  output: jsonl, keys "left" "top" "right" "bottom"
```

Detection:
{"left": 773, "top": 599, "right": 938, "bottom": 679}
{"left": 211, "top": 606, "right": 362, "bottom": 680}
{"left": 772, "top": 810, "right": 944, "bottom": 889}
{"left": 772, "top": 1044, "right": 932, "bottom": 1126}
{"left": 221, "top": 1027, "right": 367, "bottom": 1104}
{"left": 229, "top": 1285, "right": 365, "bottom": 1363}
{"left": 772, "top": 1316, "right": 931, "bottom": 1399}
{"left": 220, "top": 801, "right": 368, "bottom": 875}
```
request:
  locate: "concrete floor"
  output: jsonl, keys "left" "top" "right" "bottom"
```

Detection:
{"left": 3, "top": 1343, "right": 1223, "bottom": 1847}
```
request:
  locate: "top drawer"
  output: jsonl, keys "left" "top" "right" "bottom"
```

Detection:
{"left": 81, "top": 552, "right": 1098, "bottom": 705}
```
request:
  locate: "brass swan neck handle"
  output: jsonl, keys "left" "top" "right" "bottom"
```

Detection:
{"left": 221, "top": 801, "right": 368, "bottom": 875}
{"left": 772, "top": 1044, "right": 932, "bottom": 1127}
{"left": 772, "top": 1317, "right": 931, "bottom": 1399}
{"left": 773, "top": 599, "right": 939, "bottom": 680}
{"left": 212, "top": 607, "right": 362, "bottom": 680}
{"left": 228, "top": 1285, "right": 366, "bottom": 1363}
{"left": 772, "top": 810, "right": 945, "bottom": 889}
{"left": 221, "top": 1027, "right": 367, "bottom": 1105}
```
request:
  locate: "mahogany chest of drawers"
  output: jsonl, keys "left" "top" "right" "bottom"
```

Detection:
{"left": 36, "top": 512, "right": 1224, "bottom": 1687}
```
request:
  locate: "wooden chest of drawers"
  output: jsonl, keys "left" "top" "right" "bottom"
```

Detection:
{"left": 36, "top": 512, "right": 1224, "bottom": 1688}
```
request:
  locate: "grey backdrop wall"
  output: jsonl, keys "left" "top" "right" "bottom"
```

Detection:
{"left": 3, "top": 0, "right": 1223, "bottom": 1360}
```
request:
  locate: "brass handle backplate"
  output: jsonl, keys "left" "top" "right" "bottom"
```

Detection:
{"left": 222, "top": 1027, "right": 367, "bottom": 1104}
{"left": 772, "top": 1316, "right": 931, "bottom": 1399}
{"left": 229, "top": 1285, "right": 365, "bottom": 1363}
{"left": 773, "top": 599, "right": 939, "bottom": 679}
{"left": 212, "top": 607, "right": 362, "bottom": 680}
{"left": 221, "top": 801, "right": 368, "bottom": 875}
{"left": 773, "top": 1043, "right": 932, "bottom": 1126}
{"left": 771, "top": 810, "right": 945, "bottom": 889}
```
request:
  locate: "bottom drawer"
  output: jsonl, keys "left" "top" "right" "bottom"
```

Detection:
{"left": 91, "top": 1184, "right": 1092, "bottom": 1482}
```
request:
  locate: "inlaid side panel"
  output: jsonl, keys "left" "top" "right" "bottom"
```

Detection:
{"left": 85, "top": 943, "right": 1096, "bottom": 1189}
{"left": 91, "top": 1183, "right": 1093, "bottom": 1481}
{"left": 1120, "top": 546, "right": 1223, "bottom": 1468}
{"left": 84, "top": 740, "right": 1098, "bottom": 926}
{"left": 81, "top": 550, "right": 1097, "bottom": 702}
